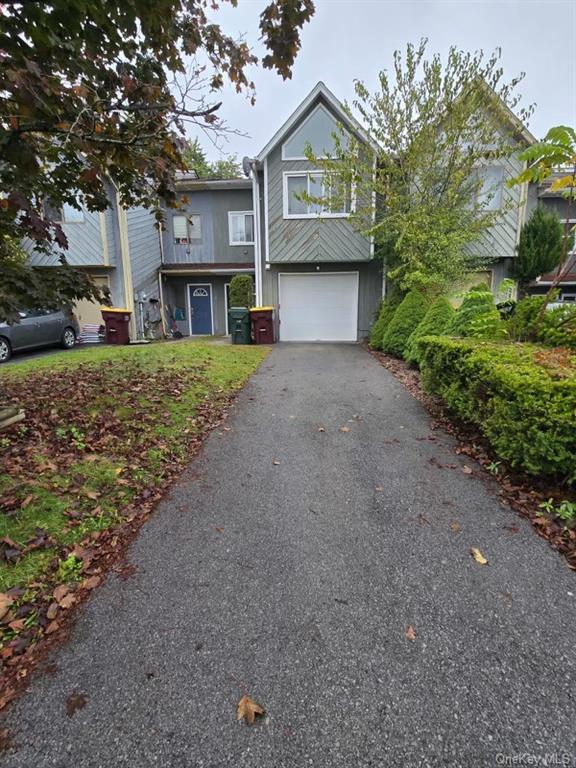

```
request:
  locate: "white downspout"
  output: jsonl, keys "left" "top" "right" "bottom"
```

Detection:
{"left": 250, "top": 161, "right": 263, "bottom": 306}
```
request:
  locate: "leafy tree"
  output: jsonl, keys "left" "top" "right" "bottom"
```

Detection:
{"left": 182, "top": 139, "right": 242, "bottom": 179}
{"left": 229, "top": 275, "right": 254, "bottom": 308}
{"left": 404, "top": 297, "right": 455, "bottom": 366}
{"left": 382, "top": 291, "right": 431, "bottom": 357}
{"left": 310, "top": 39, "right": 532, "bottom": 294}
{"left": 0, "top": 0, "right": 314, "bottom": 321}
{"left": 512, "top": 206, "right": 563, "bottom": 297}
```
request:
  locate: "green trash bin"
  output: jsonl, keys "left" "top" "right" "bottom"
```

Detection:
{"left": 228, "top": 307, "right": 251, "bottom": 345}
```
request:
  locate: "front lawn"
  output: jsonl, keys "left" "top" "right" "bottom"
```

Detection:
{"left": 0, "top": 340, "right": 267, "bottom": 672}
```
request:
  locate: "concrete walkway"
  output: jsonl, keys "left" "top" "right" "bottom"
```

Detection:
{"left": 3, "top": 344, "right": 575, "bottom": 767}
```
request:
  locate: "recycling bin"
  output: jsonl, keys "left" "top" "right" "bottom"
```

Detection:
{"left": 101, "top": 307, "right": 132, "bottom": 345}
{"left": 250, "top": 307, "right": 275, "bottom": 344}
{"left": 228, "top": 307, "right": 251, "bottom": 345}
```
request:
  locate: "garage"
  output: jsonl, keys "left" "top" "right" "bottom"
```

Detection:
{"left": 278, "top": 272, "right": 359, "bottom": 341}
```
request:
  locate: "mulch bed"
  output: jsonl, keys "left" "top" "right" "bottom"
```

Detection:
{"left": 368, "top": 346, "right": 576, "bottom": 573}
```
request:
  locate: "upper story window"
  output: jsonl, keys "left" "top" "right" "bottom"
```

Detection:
{"left": 283, "top": 171, "right": 352, "bottom": 219}
{"left": 474, "top": 166, "right": 505, "bottom": 211}
{"left": 282, "top": 104, "right": 348, "bottom": 160}
{"left": 173, "top": 214, "right": 201, "bottom": 244}
{"left": 228, "top": 211, "right": 254, "bottom": 245}
{"left": 44, "top": 200, "right": 85, "bottom": 223}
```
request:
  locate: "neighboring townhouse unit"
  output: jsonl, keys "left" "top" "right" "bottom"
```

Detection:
{"left": 26, "top": 179, "right": 163, "bottom": 339}
{"left": 159, "top": 175, "right": 255, "bottom": 337}
{"left": 532, "top": 175, "right": 576, "bottom": 301}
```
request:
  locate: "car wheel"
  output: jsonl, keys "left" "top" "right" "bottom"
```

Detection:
{"left": 61, "top": 327, "right": 76, "bottom": 349}
{"left": 0, "top": 337, "right": 11, "bottom": 363}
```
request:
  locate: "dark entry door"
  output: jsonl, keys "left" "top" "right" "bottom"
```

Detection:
{"left": 189, "top": 285, "right": 213, "bottom": 335}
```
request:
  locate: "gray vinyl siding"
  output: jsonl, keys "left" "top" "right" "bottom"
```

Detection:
{"left": 466, "top": 150, "right": 526, "bottom": 263}
{"left": 260, "top": 260, "right": 382, "bottom": 340}
{"left": 163, "top": 189, "right": 255, "bottom": 265}
{"left": 265, "top": 98, "right": 372, "bottom": 264}
{"left": 26, "top": 207, "right": 104, "bottom": 267}
{"left": 126, "top": 206, "right": 162, "bottom": 300}
{"left": 162, "top": 275, "right": 231, "bottom": 336}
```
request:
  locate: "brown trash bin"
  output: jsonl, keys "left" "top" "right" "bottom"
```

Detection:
{"left": 250, "top": 307, "right": 275, "bottom": 344}
{"left": 101, "top": 307, "right": 132, "bottom": 345}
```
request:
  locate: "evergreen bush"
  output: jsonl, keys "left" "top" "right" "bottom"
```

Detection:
{"left": 369, "top": 294, "right": 402, "bottom": 350}
{"left": 382, "top": 291, "right": 430, "bottom": 357}
{"left": 229, "top": 275, "right": 254, "bottom": 308}
{"left": 404, "top": 297, "right": 455, "bottom": 366}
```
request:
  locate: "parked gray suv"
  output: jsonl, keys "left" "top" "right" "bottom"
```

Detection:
{"left": 0, "top": 308, "right": 80, "bottom": 363}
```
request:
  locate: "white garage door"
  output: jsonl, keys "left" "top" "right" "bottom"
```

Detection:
{"left": 278, "top": 272, "right": 359, "bottom": 341}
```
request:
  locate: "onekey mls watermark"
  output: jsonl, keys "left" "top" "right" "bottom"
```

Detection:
{"left": 495, "top": 754, "right": 574, "bottom": 766}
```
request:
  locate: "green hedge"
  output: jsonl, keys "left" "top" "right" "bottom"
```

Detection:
{"left": 449, "top": 286, "right": 505, "bottom": 340}
{"left": 404, "top": 297, "right": 455, "bottom": 366}
{"left": 417, "top": 336, "right": 576, "bottom": 483}
{"left": 369, "top": 294, "right": 402, "bottom": 350}
{"left": 382, "top": 291, "right": 430, "bottom": 357}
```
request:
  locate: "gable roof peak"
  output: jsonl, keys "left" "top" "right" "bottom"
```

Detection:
{"left": 256, "top": 81, "right": 378, "bottom": 161}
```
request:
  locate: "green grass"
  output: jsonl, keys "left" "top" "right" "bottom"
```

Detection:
{"left": 0, "top": 340, "right": 268, "bottom": 592}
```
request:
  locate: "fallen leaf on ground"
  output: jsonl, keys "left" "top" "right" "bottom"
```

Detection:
{"left": 82, "top": 576, "right": 101, "bottom": 590}
{"left": 20, "top": 495, "right": 34, "bottom": 509}
{"left": 375, "top": 485, "right": 385, "bottom": 492}
{"left": 317, "top": 426, "right": 326, "bottom": 432}
{"left": 236, "top": 695, "right": 264, "bottom": 725}
{"left": 8, "top": 620, "right": 26, "bottom": 632}
{"left": 272, "top": 459, "right": 281, "bottom": 466}
{"left": 503, "top": 524, "right": 519, "bottom": 534}
{"left": 462, "top": 465, "right": 473, "bottom": 475}
{"left": 470, "top": 547, "right": 488, "bottom": 565}
{"left": 449, "top": 521, "right": 461, "bottom": 534}
{"left": 58, "top": 593, "right": 76, "bottom": 610}
{"left": 0, "top": 727, "right": 14, "bottom": 752}
{"left": 0, "top": 594, "right": 13, "bottom": 621}
{"left": 339, "top": 426, "right": 350, "bottom": 433}
{"left": 417, "top": 514, "right": 430, "bottom": 525}
{"left": 53, "top": 585, "right": 70, "bottom": 603}
{"left": 46, "top": 621, "right": 59, "bottom": 635}
{"left": 406, "top": 625, "right": 416, "bottom": 641}
{"left": 46, "top": 602, "right": 58, "bottom": 620}
{"left": 215, "top": 527, "right": 225, "bottom": 534}
{"left": 65, "top": 693, "right": 87, "bottom": 717}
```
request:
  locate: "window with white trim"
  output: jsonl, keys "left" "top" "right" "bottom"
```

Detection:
{"left": 228, "top": 212, "right": 254, "bottom": 245}
{"left": 284, "top": 171, "right": 351, "bottom": 218}
{"left": 173, "top": 214, "right": 201, "bottom": 244}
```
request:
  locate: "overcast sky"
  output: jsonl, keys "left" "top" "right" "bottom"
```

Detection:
{"left": 193, "top": 0, "right": 576, "bottom": 162}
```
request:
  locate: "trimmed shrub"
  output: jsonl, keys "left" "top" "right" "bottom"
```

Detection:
{"left": 417, "top": 336, "right": 576, "bottom": 482}
{"left": 382, "top": 291, "right": 430, "bottom": 357}
{"left": 508, "top": 295, "right": 576, "bottom": 349}
{"left": 404, "top": 297, "right": 455, "bottom": 366}
{"left": 449, "top": 285, "right": 506, "bottom": 340}
{"left": 369, "top": 294, "right": 402, "bottom": 350}
{"left": 229, "top": 274, "right": 254, "bottom": 308}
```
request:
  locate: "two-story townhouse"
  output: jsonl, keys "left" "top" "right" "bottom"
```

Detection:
{"left": 26, "top": 179, "right": 164, "bottom": 340}
{"left": 159, "top": 175, "right": 255, "bottom": 337}
{"left": 161, "top": 82, "right": 537, "bottom": 342}
{"left": 531, "top": 175, "right": 576, "bottom": 300}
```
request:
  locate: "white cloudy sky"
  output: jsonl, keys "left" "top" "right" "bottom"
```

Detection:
{"left": 192, "top": 0, "right": 576, "bottom": 162}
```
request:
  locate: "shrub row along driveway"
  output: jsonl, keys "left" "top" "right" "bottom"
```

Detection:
{"left": 3, "top": 344, "right": 575, "bottom": 767}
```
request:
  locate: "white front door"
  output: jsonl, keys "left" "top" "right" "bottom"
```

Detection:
{"left": 278, "top": 272, "right": 359, "bottom": 341}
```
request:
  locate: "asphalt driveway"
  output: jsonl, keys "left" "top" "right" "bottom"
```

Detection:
{"left": 3, "top": 344, "right": 575, "bottom": 767}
